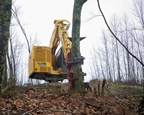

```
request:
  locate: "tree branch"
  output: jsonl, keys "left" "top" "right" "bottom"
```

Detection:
{"left": 97, "top": 0, "right": 144, "bottom": 66}
{"left": 22, "top": 106, "right": 38, "bottom": 115}
{"left": 12, "top": 5, "right": 31, "bottom": 53}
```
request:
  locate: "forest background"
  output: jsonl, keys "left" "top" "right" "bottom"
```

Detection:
{"left": 0, "top": 0, "right": 144, "bottom": 87}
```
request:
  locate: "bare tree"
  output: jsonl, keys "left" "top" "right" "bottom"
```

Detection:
{"left": 96, "top": 0, "right": 144, "bottom": 67}
{"left": 101, "top": 31, "right": 112, "bottom": 81}
{"left": 12, "top": 5, "right": 30, "bottom": 53}
{"left": 88, "top": 0, "right": 144, "bottom": 84}
{"left": 133, "top": 0, "right": 144, "bottom": 28}
{"left": 89, "top": 45, "right": 101, "bottom": 79}
{"left": 8, "top": 3, "right": 41, "bottom": 85}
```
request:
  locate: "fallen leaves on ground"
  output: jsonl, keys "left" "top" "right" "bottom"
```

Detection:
{"left": 0, "top": 85, "right": 141, "bottom": 115}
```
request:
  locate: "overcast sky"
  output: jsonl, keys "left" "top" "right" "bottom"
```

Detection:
{"left": 13, "top": 0, "right": 133, "bottom": 81}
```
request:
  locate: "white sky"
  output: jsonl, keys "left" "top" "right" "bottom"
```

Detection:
{"left": 14, "top": 0, "right": 133, "bottom": 82}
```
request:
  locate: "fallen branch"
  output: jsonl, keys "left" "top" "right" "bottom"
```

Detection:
{"left": 22, "top": 106, "right": 38, "bottom": 115}
{"left": 105, "top": 86, "right": 123, "bottom": 102}
{"left": 84, "top": 101, "right": 101, "bottom": 108}
{"left": 131, "top": 95, "right": 144, "bottom": 97}
{"left": 105, "top": 86, "right": 139, "bottom": 114}
{"left": 49, "top": 109, "right": 75, "bottom": 115}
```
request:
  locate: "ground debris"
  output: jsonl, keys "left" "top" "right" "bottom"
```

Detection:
{"left": 0, "top": 83, "right": 141, "bottom": 115}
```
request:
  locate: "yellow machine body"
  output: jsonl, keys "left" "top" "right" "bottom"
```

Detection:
{"left": 28, "top": 20, "right": 72, "bottom": 82}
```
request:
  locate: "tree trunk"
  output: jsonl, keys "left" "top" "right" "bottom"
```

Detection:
{"left": 72, "top": 0, "right": 87, "bottom": 92}
{"left": 0, "top": 0, "right": 12, "bottom": 95}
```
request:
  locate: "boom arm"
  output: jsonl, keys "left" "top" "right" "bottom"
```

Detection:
{"left": 28, "top": 19, "right": 86, "bottom": 82}
{"left": 49, "top": 19, "right": 72, "bottom": 58}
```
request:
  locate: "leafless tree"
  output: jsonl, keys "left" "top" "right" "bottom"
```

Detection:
{"left": 133, "top": 0, "right": 144, "bottom": 28}
{"left": 7, "top": 3, "right": 41, "bottom": 85}
{"left": 89, "top": 0, "right": 144, "bottom": 84}
{"left": 96, "top": 0, "right": 144, "bottom": 67}
{"left": 89, "top": 45, "right": 101, "bottom": 79}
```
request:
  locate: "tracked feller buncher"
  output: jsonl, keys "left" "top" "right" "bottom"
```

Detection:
{"left": 28, "top": 19, "right": 85, "bottom": 85}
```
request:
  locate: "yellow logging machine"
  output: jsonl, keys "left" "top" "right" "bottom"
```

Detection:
{"left": 28, "top": 20, "right": 72, "bottom": 82}
{"left": 28, "top": 19, "right": 86, "bottom": 83}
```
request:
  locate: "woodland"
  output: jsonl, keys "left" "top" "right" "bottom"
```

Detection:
{"left": 0, "top": 0, "right": 144, "bottom": 114}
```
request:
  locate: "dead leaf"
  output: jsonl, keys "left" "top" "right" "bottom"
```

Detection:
{"left": 85, "top": 107, "right": 91, "bottom": 114}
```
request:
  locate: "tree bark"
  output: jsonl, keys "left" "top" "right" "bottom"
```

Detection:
{"left": 0, "top": 0, "right": 12, "bottom": 95}
{"left": 72, "top": 0, "right": 87, "bottom": 92}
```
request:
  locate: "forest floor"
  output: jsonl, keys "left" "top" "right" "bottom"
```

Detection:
{"left": 0, "top": 81, "right": 144, "bottom": 115}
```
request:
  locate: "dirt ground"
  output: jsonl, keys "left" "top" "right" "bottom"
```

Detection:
{"left": 0, "top": 82, "right": 143, "bottom": 115}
